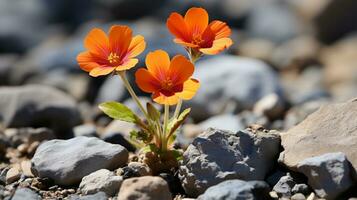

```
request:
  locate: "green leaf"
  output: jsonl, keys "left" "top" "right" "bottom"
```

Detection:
{"left": 170, "top": 149, "right": 183, "bottom": 161}
{"left": 99, "top": 101, "right": 137, "bottom": 123}
{"left": 130, "top": 130, "right": 152, "bottom": 143}
{"left": 167, "top": 108, "right": 191, "bottom": 137}
{"left": 141, "top": 144, "right": 159, "bottom": 153}
{"left": 147, "top": 102, "right": 160, "bottom": 121}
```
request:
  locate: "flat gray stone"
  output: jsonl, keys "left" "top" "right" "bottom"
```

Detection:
{"left": 79, "top": 169, "right": 122, "bottom": 196}
{"left": 197, "top": 179, "right": 270, "bottom": 200}
{"left": 31, "top": 136, "right": 128, "bottom": 185}
{"left": 12, "top": 188, "right": 41, "bottom": 200}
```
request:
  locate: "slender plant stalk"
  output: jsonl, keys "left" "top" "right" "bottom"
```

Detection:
{"left": 117, "top": 71, "right": 149, "bottom": 120}
{"left": 173, "top": 100, "right": 182, "bottom": 119}
{"left": 162, "top": 104, "right": 170, "bottom": 151}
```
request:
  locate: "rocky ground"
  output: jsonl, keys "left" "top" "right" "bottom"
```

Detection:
{"left": 1, "top": 0, "right": 357, "bottom": 200}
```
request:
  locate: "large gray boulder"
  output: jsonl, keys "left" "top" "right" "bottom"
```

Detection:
{"left": 179, "top": 128, "right": 281, "bottom": 197}
{"left": 190, "top": 55, "right": 282, "bottom": 120}
{"left": 0, "top": 85, "right": 81, "bottom": 135}
{"left": 197, "top": 179, "right": 270, "bottom": 200}
{"left": 31, "top": 136, "right": 128, "bottom": 185}
{"left": 297, "top": 152, "right": 356, "bottom": 200}
{"left": 279, "top": 99, "right": 357, "bottom": 170}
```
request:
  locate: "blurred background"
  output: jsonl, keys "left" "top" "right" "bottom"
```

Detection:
{"left": 0, "top": 0, "right": 356, "bottom": 140}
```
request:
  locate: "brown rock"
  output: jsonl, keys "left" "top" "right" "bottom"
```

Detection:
{"left": 6, "top": 164, "right": 21, "bottom": 184}
{"left": 21, "top": 160, "right": 34, "bottom": 177}
{"left": 280, "top": 99, "right": 357, "bottom": 170}
{"left": 117, "top": 176, "right": 171, "bottom": 200}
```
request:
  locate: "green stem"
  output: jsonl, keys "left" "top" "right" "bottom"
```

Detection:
{"left": 117, "top": 71, "right": 149, "bottom": 120}
{"left": 162, "top": 104, "right": 169, "bottom": 151}
{"left": 173, "top": 100, "right": 182, "bottom": 119}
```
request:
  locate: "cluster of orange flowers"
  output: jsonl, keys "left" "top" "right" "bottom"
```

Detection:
{"left": 77, "top": 7, "right": 232, "bottom": 105}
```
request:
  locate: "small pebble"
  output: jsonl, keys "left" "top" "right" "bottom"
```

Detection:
{"left": 291, "top": 193, "right": 306, "bottom": 200}
{"left": 6, "top": 165, "right": 21, "bottom": 184}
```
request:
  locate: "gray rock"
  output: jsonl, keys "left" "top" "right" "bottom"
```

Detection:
{"left": 73, "top": 124, "right": 97, "bottom": 137}
{"left": 198, "top": 114, "right": 244, "bottom": 132}
{"left": 0, "top": 54, "right": 17, "bottom": 85}
{"left": 283, "top": 99, "right": 329, "bottom": 130}
{"left": 117, "top": 176, "right": 171, "bottom": 200}
{"left": 197, "top": 179, "right": 270, "bottom": 200}
{"left": 79, "top": 169, "right": 122, "bottom": 196}
{"left": 4, "top": 127, "right": 55, "bottom": 146}
{"left": 0, "top": 85, "right": 82, "bottom": 136}
{"left": 292, "top": 184, "right": 310, "bottom": 195}
{"left": 253, "top": 93, "right": 286, "bottom": 120}
{"left": 291, "top": 193, "right": 306, "bottom": 200}
{"left": 95, "top": 76, "right": 126, "bottom": 104}
{"left": 31, "top": 136, "right": 128, "bottom": 185}
{"left": 0, "top": 0, "right": 48, "bottom": 53}
{"left": 11, "top": 188, "right": 41, "bottom": 200}
{"left": 179, "top": 128, "right": 281, "bottom": 197}
{"left": 273, "top": 173, "right": 296, "bottom": 198}
{"left": 68, "top": 192, "right": 108, "bottom": 200}
{"left": 247, "top": 3, "right": 302, "bottom": 43}
{"left": 281, "top": 67, "right": 329, "bottom": 105}
{"left": 27, "top": 70, "right": 90, "bottom": 101}
{"left": 297, "top": 152, "right": 355, "bottom": 200}
{"left": 190, "top": 56, "right": 282, "bottom": 120}
{"left": 127, "top": 162, "right": 152, "bottom": 176}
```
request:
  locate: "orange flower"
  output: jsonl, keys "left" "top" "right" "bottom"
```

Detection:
{"left": 135, "top": 50, "right": 200, "bottom": 105}
{"left": 167, "top": 7, "right": 233, "bottom": 55}
{"left": 77, "top": 25, "right": 146, "bottom": 77}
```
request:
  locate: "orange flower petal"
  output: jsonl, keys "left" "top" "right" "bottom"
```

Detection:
{"left": 145, "top": 50, "right": 170, "bottom": 80}
{"left": 208, "top": 20, "right": 231, "bottom": 39}
{"left": 177, "top": 78, "right": 200, "bottom": 100}
{"left": 115, "top": 58, "right": 138, "bottom": 72}
{"left": 153, "top": 92, "right": 180, "bottom": 105}
{"left": 84, "top": 28, "right": 109, "bottom": 57}
{"left": 169, "top": 55, "right": 194, "bottom": 84}
{"left": 89, "top": 66, "right": 115, "bottom": 77}
{"left": 128, "top": 35, "right": 146, "bottom": 58}
{"left": 135, "top": 68, "right": 161, "bottom": 93}
{"left": 109, "top": 25, "right": 132, "bottom": 56}
{"left": 184, "top": 7, "right": 209, "bottom": 35}
{"left": 173, "top": 38, "right": 199, "bottom": 48}
{"left": 76, "top": 51, "right": 100, "bottom": 72}
{"left": 167, "top": 12, "right": 191, "bottom": 42}
{"left": 199, "top": 38, "right": 233, "bottom": 55}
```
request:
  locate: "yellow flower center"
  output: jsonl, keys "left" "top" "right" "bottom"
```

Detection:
{"left": 192, "top": 35, "right": 204, "bottom": 45}
{"left": 108, "top": 52, "right": 120, "bottom": 64}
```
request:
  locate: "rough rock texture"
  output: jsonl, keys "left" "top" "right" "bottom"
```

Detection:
{"left": 117, "top": 176, "right": 171, "bottom": 200}
{"left": 197, "top": 179, "right": 270, "bottom": 200}
{"left": 179, "top": 128, "right": 281, "bottom": 197}
{"left": 31, "top": 136, "right": 128, "bottom": 185}
{"left": 297, "top": 152, "right": 356, "bottom": 200}
{"left": 0, "top": 85, "right": 82, "bottom": 135}
{"left": 279, "top": 99, "right": 357, "bottom": 170}
{"left": 273, "top": 173, "right": 296, "bottom": 198}
{"left": 12, "top": 188, "right": 41, "bottom": 200}
{"left": 79, "top": 169, "right": 122, "bottom": 196}
{"left": 68, "top": 192, "right": 108, "bottom": 200}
